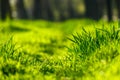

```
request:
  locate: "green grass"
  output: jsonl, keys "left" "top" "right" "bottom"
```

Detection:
{"left": 0, "top": 19, "right": 120, "bottom": 80}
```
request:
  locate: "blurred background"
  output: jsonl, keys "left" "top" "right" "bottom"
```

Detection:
{"left": 0, "top": 0, "right": 120, "bottom": 21}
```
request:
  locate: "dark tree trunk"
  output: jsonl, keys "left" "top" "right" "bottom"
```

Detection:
{"left": 0, "top": 0, "right": 12, "bottom": 20}
{"left": 59, "top": 0, "right": 68, "bottom": 21}
{"left": 32, "top": 0, "right": 54, "bottom": 20}
{"left": 84, "top": 0, "right": 104, "bottom": 20}
{"left": 40, "top": 0, "right": 54, "bottom": 20}
{"left": 54, "top": 0, "right": 68, "bottom": 21}
{"left": 16, "top": 0, "right": 28, "bottom": 19}
{"left": 115, "top": 0, "right": 120, "bottom": 18}
{"left": 46, "top": 0, "right": 54, "bottom": 21}
{"left": 106, "top": 0, "right": 113, "bottom": 21}
{"left": 68, "top": 0, "right": 75, "bottom": 18}
{"left": 0, "top": 1, "right": 1, "bottom": 19}
{"left": 32, "top": 0, "right": 41, "bottom": 19}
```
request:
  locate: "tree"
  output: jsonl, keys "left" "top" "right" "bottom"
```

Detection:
{"left": 54, "top": 0, "right": 69, "bottom": 21}
{"left": 16, "top": 0, "right": 28, "bottom": 19}
{"left": 0, "top": 0, "right": 12, "bottom": 20}
{"left": 84, "top": 0, "right": 105, "bottom": 20}
{"left": 68, "top": 0, "right": 75, "bottom": 18}
{"left": 31, "top": 0, "right": 54, "bottom": 20}
{"left": 115, "top": 0, "right": 120, "bottom": 18}
{"left": 55, "top": 0, "right": 65, "bottom": 21}
{"left": 31, "top": 0, "right": 41, "bottom": 19}
{"left": 41, "top": 0, "right": 54, "bottom": 20}
{"left": 0, "top": 1, "right": 1, "bottom": 19}
{"left": 106, "top": 0, "right": 113, "bottom": 21}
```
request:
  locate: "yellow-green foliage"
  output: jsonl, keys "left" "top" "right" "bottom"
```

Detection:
{"left": 0, "top": 19, "right": 120, "bottom": 80}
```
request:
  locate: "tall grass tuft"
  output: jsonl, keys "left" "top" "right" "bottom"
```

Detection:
{"left": 0, "top": 37, "right": 17, "bottom": 60}
{"left": 65, "top": 25, "right": 120, "bottom": 78}
{"left": 68, "top": 26, "right": 120, "bottom": 57}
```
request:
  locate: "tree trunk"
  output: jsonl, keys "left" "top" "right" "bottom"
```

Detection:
{"left": 68, "top": 0, "right": 75, "bottom": 18}
{"left": 84, "top": 0, "right": 104, "bottom": 20}
{"left": 46, "top": 0, "right": 54, "bottom": 20}
{"left": 0, "top": 0, "right": 12, "bottom": 20}
{"left": 59, "top": 0, "right": 68, "bottom": 21}
{"left": 0, "top": 1, "right": 1, "bottom": 19}
{"left": 106, "top": 0, "right": 113, "bottom": 21}
{"left": 115, "top": 0, "right": 120, "bottom": 19}
{"left": 32, "top": 0, "right": 54, "bottom": 20}
{"left": 32, "top": 0, "right": 41, "bottom": 19}
{"left": 16, "top": 0, "right": 28, "bottom": 19}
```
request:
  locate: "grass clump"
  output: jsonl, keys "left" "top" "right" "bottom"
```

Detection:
{"left": 68, "top": 26, "right": 120, "bottom": 56}
{"left": 66, "top": 25, "right": 120, "bottom": 79}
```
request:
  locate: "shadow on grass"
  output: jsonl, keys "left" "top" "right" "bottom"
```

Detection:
{"left": 0, "top": 25, "right": 30, "bottom": 33}
{"left": 9, "top": 25, "right": 30, "bottom": 32}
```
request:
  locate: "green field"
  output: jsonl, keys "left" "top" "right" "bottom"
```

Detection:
{"left": 0, "top": 19, "right": 120, "bottom": 80}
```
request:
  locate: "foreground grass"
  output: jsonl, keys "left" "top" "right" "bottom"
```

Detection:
{"left": 0, "top": 19, "right": 120, "bottom": 80}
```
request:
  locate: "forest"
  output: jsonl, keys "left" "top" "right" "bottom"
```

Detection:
{"left": 0, "top": 0, "right": 120, "bottom": 80}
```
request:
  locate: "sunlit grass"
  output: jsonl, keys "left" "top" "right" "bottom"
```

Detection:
{"left": 0, "top": 19, "right": 120, "bottom": 80}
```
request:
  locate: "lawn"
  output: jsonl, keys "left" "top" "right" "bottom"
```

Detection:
{"left": 0, "top": 19, "right": 120, "bottom": 80}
